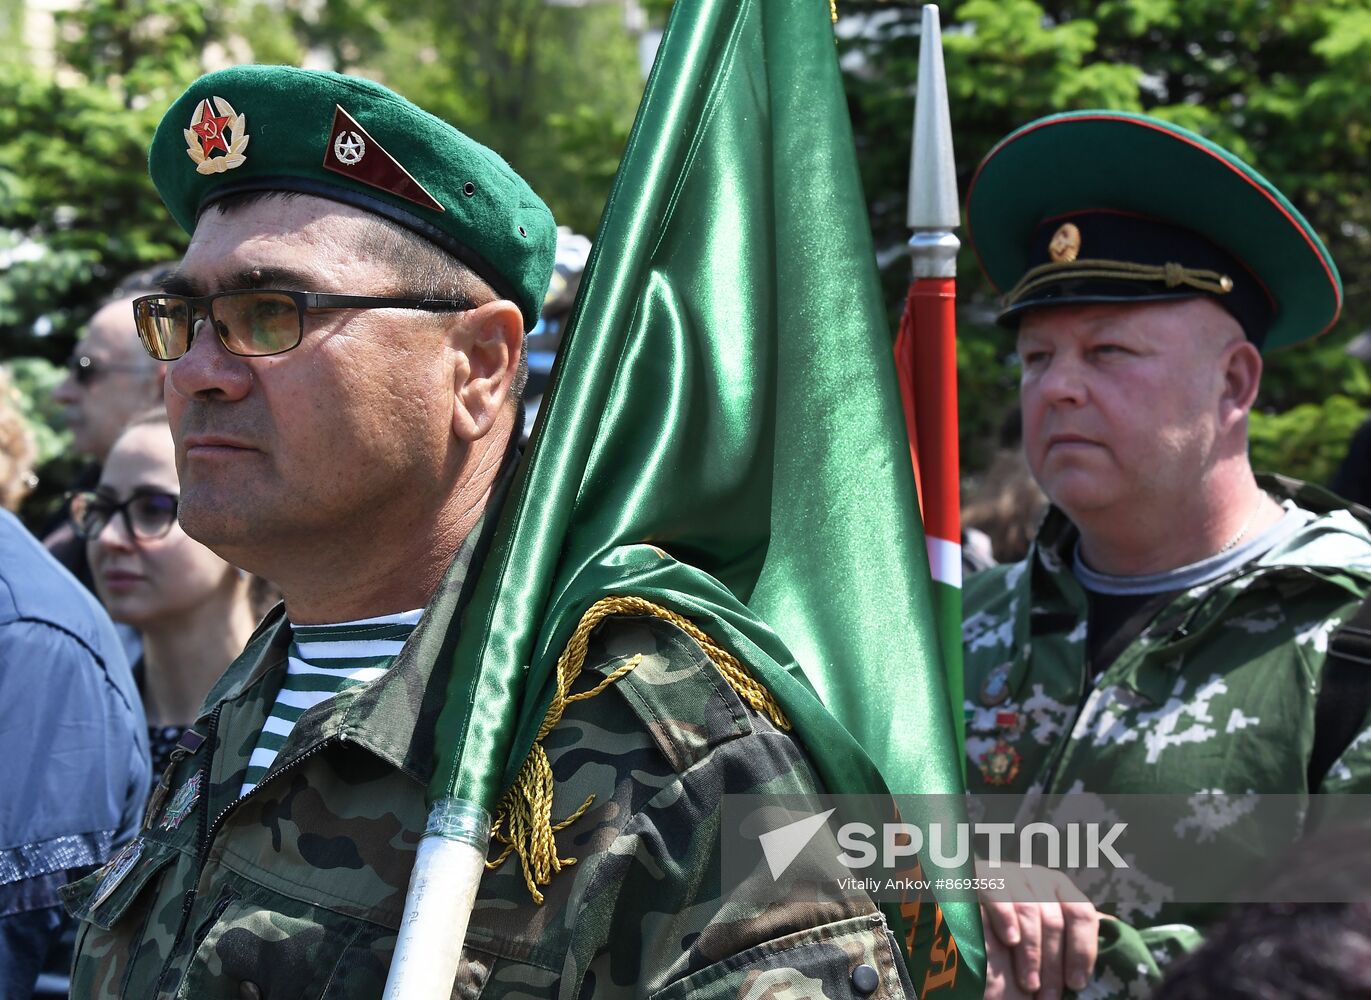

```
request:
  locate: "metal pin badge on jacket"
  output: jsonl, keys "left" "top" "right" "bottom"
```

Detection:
{"left": 979, "top": 662, "right": 1012, "bottom": 706}
{"left": 90, "top": 838, "right": 144, "bottom": 911}
{"left": 160, "top": 771, "right": 203, "bottom": 831}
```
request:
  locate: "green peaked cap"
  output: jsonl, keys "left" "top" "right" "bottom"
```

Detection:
{"left": 149, "top": 64, "right": 557, "bottom": 331}
{"left": 966, "top": 110, "right": 1343, "bottom": 352}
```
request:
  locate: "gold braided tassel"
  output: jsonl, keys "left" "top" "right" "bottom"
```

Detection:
{"left": 487, "top": 595, "right": 789, "bottom": 903}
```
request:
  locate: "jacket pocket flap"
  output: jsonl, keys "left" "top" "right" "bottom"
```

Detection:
{"left": 649, "top": 912, "right": 916, "bottom": 1000}
{"left": 60, "top": 838, "right": 177, "bottom": 930}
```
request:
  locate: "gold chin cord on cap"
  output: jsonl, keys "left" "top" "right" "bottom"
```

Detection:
{"left": 1003, "top": 258, "right": 1235, "bottom": 309}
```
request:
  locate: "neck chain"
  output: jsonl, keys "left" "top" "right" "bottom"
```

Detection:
{"left": 1217, "top": 491, "right": 1269, "bottom": 555}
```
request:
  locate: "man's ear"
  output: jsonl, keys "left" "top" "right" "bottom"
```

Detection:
{"left": 1219, "top": 339, "right": 1262, "bottom": 430}
{"left": 451, "top": 300, "right": 524, "bottom": 442}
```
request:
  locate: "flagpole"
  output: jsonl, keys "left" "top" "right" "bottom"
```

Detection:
{"left": 903, "top": 3, "right": 965, "bottom": 759}
{"left": 381, "top": 800, "right": 488, "bottom": 999}
{"left": 386, "top": 6, "right": 981, "bottom": 998}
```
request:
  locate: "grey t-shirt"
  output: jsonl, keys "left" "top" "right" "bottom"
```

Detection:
{"left": 1072, "top": 501, "right": 1313, "bottom": 671}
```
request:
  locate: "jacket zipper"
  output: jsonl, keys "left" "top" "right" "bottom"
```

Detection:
{"left": 156, "top": 699, "right": 342, "bottom": 997}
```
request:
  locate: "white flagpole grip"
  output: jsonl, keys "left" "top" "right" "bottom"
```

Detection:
{"left": 382, "top": 799, "right": 491, "bottom": 1000}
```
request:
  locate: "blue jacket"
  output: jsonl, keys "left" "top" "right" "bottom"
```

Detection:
{"left": 0, "top": 508, "right": 148, "bottom": 986}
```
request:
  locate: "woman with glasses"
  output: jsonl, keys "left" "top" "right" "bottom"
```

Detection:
{"left": 70, "top": 408, "right": 272, "bottom": 778}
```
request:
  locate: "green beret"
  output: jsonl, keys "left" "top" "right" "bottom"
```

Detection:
{"left": 149, "top": 64, "right": 556, "bottom": 331}
{"left": 966, "top": 111, "right": 1342, "bottom": 353}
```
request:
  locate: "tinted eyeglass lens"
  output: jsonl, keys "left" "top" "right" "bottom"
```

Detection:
{"left": 128, "top": 494, "right": 178, "bottom": 537}
{"left": 135, "top": 298, "right": 191, "bottom": 361}
{"left": 213, "top": 292, "right": 303, "bottom": 356}
{"left": 70, "top": 492, "right": 178, "bottom": 540}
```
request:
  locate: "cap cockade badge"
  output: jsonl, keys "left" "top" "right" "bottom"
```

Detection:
{"left": 184, "top": 96, "right": 249, "bottom": 175}
{"left": 1049, "top": 222, "right": 1082, "bottom": 263}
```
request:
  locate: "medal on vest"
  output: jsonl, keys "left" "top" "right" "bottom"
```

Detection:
{"left": 995, "top": 710, "right": 1022, "bottom": 739}
{"left": 159, "top": 771, "right": 202, "bottom": 831}
{"left": 89, "top": 837, "right": 144, "bottom": 911}
{"left": 979, "top": 662, "right": 1012, "bottom": 706}
{"left": 143, "top": 730, "right": 207, "bottom": 830}
{"left": 978, "top": 740, "right": 1022, "bottom": 786}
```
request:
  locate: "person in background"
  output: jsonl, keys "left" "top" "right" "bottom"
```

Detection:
{"left": 0, "top": 480, "right": 147, "bottom": 997}
{"left": 959, "top": 111, "right": 1371, "bottom": 998}
{"left": 0, "top": 368, "right": 38, "bottom": 513}
{"left": 45, "top": 269, "right": 172, "bottom": 590}
{"left": 72, "top": 408, "right": 271, "bottom": 778}
{"left": 1155, "top": 824, "right": 1371, "bottom": 998}
{"left": 1154, "top": 902, "right": 1371, "bottom": 999}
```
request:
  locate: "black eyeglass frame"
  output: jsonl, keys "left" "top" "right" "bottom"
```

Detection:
{"left": 68, "top": 489, "right": 181, "bottom": 542}
{"left": 131, "top": 289, "right": 478, "bottom": 361}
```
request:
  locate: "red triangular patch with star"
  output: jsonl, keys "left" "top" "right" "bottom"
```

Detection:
{"left": 322, "top": 105, "right": 444, "bottom": 214}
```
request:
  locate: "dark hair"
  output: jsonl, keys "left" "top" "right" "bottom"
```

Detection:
{"left": 209, "top": 191, "right": 529, "bottom": 403}
{"left": 1158, "top": 824, "right": 1371, "bottom": 999}
{"left": 1157, "top": 902, "right": 1371, "bottom": 999}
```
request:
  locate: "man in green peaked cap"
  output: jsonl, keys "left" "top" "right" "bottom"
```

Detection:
{"left": 64, "top": 65, "right": 914, "bottom": 1000}
{"left": 959, "top": 111, "right": 1371, "bottom": 999}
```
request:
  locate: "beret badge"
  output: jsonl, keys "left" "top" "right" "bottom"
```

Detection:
{"left": 184, "top": 96, "right": 249, "bottom": 175}
{"left": 321, "top": 105, "right": 444, "bottom": 214}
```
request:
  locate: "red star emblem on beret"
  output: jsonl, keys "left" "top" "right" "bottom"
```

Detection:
{"left": 190, "top": 99, "right": 232, "bottom": 156}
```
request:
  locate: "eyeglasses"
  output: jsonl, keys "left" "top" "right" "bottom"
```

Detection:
{"left": 65, "top": 355, "right": 149, "bottom": 386}
{"left": 131, "top": 289, "right": 477, "bottom": 361}
{"left": 69, "top": 490, "right": 180, "bottom": 541}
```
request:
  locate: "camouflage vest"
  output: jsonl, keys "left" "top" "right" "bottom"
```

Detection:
{"left": 963, "top": 477, "right": 1371, "bottom": 799}
{"left": 961, "top": 477, "right": 1371, "bottom": 995}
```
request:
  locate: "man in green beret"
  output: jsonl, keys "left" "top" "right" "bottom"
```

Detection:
{"left": 62, "top": 66, "right": 914, "bottom": 1000}
{"left": 959, "top": 111, "right": 1371, "bottom": 998}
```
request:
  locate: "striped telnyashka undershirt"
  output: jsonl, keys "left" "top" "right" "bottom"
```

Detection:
{"left": 239, "top": 609, "right": 423, "bottom": 797}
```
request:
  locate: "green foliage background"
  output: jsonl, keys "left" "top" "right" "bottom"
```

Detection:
{"left": 1, "top": 0, "right": 1367, "bottom": 492}
{"left": 0, "top": 0, "right": 644, "bottom": 361}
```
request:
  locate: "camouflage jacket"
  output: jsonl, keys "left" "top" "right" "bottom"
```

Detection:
{"left": 65, "top": 519, "right": 913, "bottom": 1000}
{"left": 961, "top": 477, "right": 1371, "bottom": 996}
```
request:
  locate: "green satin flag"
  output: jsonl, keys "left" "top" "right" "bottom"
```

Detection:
{"left": 430, "top": 0, "right": 984, "bottom": 990}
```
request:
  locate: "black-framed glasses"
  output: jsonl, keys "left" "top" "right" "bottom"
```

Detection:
{"left": 131, "top": 289, "right": 477, "bottom": 361}
{"left": 65, "top": 355, "right": 148, "bottom": 386}
{"left": 69, "top": 489, "right": 180, "bottom": 541}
